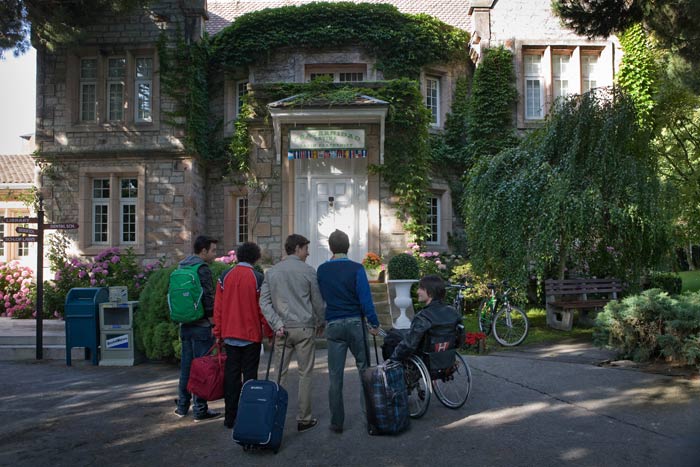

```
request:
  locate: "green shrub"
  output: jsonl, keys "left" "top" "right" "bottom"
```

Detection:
{"left": 646, "top": 272, "right": 683, "bottom": 295}
{"left": 594, "top": 289, "right": 700, "bottom": 366}
{"left": 387, "top": 253, "right": 420, "bottom": 280}
{"left": 134, "top": 261, "right": 231, "bottom": 360}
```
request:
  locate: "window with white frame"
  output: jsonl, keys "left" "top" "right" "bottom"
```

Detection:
{"left": 426, "top": 196, "right": 441, "bottom": 244}
{"left": 80, "top": 58, "right": 97, "bottom": 122}
{"left": 582, "top": 54, "right": 599, "bottom": 93}
{"left": 93, "top": 179, "right": 110, "bottom": 243}
{"left": 552, "top": 53, "right": 572, "bottom": 101}
{"left": 305, "top": 65, "right": 366, "bottom": 83}
{"left": 236, "top": 80, "right": 249, "bottom": 116}
{"left": 120, "top": 178, "right": 138, "bottom": 243}
{"left": 524, "top": 53, "right": 544, "bottom": 120}
{"left": 237, "top": 197, "right": 248, "bottom": 244}
{"left": 75, "top": 52, "right": 157, "bottom": 126}
{"left": 426, "top": 76, "right": 441, "bottom": 127}
{"left": 17, "top": 223, "right": 29, "bottom": 257}
{"left": 81, "top": 168, "right": 145, "bottom": 254}
{"left": 135, "top": 58, "right": 153, "bottom": 122}
{"left": 107, "top": 57, "right": 126, "bottom": 122}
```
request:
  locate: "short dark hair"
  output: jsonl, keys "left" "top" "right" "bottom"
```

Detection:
{"left": 419, "top": 275, "right": 446, "bottom": 301}
{"left": 328, "top": 229, "right": 349, "bottom": 254}
{"left": 236, "top": 242, "right": 261, "bottom": 264}
{"left": 284, "top": 234, "right": 310, "bottom": 255}
{"left": 193, "top": 235, "right": 218, "bottom": 254}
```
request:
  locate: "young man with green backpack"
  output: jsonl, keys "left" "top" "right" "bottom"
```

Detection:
{"left": 170, "top": 235, "right": 222, "bottom": 422}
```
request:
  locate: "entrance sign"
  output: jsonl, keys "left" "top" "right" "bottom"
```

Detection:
{"left": 2, "top": 236, "right": 39, "bottom": 242}
{"left": 289, "top": 129, "right": 365, "bottom": 149}
{"left": 46, "top": 223, "right": 79, "bottom": 230}
{"left": 2, "top": 216, "right": 38, "bottom": 223}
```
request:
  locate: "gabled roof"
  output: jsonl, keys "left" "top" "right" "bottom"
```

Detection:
{"left": 268, "top": 93, "right": 389, "bottom": 108}
{"left": 207, "top": 0, "right": 471, "bottom": 36}
{"left": 0, "top": 154, "right": 35, "bottom": 185}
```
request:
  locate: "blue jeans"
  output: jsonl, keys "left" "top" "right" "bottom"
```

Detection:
{"left": 177, "top": 324, "right": 214, "bottom": 417}
{"left": 325, "top": 317, "right": 369, "bottom": 428}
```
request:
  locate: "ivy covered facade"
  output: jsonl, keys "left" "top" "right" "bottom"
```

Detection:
{"left": 33, "top": 0, "right": 620, "bottom": 268}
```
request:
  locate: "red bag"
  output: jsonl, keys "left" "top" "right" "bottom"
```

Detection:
{"left": 187, "top": 343, "right": 226, "bottom": 401}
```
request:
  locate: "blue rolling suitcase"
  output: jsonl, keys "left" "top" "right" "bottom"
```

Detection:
{"left": 232, "top": 335, "right": 288, "bottom": 453}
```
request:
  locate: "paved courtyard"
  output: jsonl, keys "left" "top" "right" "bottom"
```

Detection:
{"left": 1, "top": 341, "right": 699, "bottom": 466}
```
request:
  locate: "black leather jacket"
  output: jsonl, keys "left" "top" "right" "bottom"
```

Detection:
{"left": 390, "top": 299, "right": 461, "bottom": 361}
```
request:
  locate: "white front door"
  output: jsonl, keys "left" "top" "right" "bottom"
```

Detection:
{"left": 296, "top": 176, "right": 367, "bottom": 270}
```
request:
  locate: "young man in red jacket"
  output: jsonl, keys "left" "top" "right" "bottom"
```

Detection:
{"left": 214, "top": 242, "right": 273, "bottom": 429}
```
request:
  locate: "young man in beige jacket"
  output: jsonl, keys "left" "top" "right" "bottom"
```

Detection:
{"left": 259, "top": 234, "right": 325, "bottom": 432}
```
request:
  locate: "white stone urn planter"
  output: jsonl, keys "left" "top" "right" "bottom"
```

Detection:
{"left": 387, "top": 279, "right": 418, "bottom": 329}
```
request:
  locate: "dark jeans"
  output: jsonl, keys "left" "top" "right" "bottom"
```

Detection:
{"left": 177, "top": 324, "right": 214, "bottom": 417}
{"left": 224, "top": 342, "right": 262, "bottom": 427}
{"left": 325, "top": 317, "right": 369, "bottom": 429}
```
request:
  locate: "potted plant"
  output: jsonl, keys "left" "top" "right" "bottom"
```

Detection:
{"left": 386, "top": 253, "right": 420, "bottom": 329}
{"left": 362, "top": 252, "right": 383, "bottom": 282}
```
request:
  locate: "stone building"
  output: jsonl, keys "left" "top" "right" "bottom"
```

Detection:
{"left": 33, "top": 0, "right": 619, "bottom": 269}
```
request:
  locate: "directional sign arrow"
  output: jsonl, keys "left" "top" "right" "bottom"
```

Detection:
{"left": 2, "top": 236, "right": 39, "bottom": 242}
{"left": 15, "top": 227, "right": 39, "bottom": 235}
{"left": 45, "top": 223, "right": 79, "bottom": 230}
{"left": 2, "top": 217, "right": 38, "bottom": 223}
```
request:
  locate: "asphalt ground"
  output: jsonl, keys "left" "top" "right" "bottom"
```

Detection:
{"left": 1, "top": 340, "right": 699, "bottom": 467}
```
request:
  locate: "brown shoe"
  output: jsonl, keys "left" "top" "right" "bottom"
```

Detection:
{"left": 297, "top": 418, "right": 318, "bottom": 432}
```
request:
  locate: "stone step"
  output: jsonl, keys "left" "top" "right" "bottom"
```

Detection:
{"left": 0, "top": 344, "right": 68, "bottom": 361}
{"left": 0, "top": 334, "right": 66, "bottom": 345}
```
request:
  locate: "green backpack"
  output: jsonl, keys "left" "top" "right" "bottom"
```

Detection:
{"left": 168, "top": 263, "right": 206, "bottom": 323}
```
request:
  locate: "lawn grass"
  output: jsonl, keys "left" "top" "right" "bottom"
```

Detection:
{"left": 679, "top": 270, "right": 700, "bottom": 292}
{"left": 462, "top": 306, "right": 593, "bottom": 352}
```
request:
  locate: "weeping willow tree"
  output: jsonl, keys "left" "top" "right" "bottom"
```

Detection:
{"left": 463, "top": 89, "right": 671, "bottom": 286}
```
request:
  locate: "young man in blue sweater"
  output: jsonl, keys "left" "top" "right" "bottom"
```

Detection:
{"left": 317, "top": 229, "right": 380, "bottom": 434}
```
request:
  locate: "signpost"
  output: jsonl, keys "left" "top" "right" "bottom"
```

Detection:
{"left": 0, "top": 210, "right": 78, "bottom": 360}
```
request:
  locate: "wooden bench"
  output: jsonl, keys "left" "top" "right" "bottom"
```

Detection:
{"left": 545, "top": 278, "right": 623, "bottom": 331}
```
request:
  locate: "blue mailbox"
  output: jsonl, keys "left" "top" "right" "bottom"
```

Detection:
{"left": 64, "top": 287, "right": 109, "bottom": 366}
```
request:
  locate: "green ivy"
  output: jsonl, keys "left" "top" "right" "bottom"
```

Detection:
{"left": 210, "top": 3, "right": 469, "bottom": 79}
{"left": 157, "top": 32, "right": 226, "bottom": 161}
{"left": 616, "top": 23, "right": 660, "bottom": 129}
{"left": 465, "top": 46, "right": 518, "bottom": 165}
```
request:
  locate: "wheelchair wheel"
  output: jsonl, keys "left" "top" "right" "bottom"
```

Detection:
{"left": 432, "top": 353, "right": 472, "bottom": 409}
{"left": 493, "top": 305, "right": 529, "bottom": 347}
{"left": 404, "top": 355, "right": 431, "bottom": 418}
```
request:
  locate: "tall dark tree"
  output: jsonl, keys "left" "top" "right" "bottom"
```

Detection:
{"left": 0, "top": 0, "right": 147, "bottom": 58}
{"left": 553, "top": 0, "right": 700, "bottom": 91}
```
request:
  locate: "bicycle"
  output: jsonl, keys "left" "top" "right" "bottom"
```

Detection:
{"left": 448, "top": 282, "right": 470, "bottom": 316}
{"left": 401, "top": 325, "right": 473, "bottom": 418}
{"left": 477, "top": 281, "right": 529, "bottom": 347}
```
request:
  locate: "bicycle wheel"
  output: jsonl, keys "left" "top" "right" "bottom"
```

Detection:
{"left": 477, "top": 299, "right": 493, "bottom": 335}
{"left": 493, "top": 305, "right": 529, "bottom": 346}
{"left": 403, "top": 355, "right": 431, "bottom": 418}
{"left": 432, "top": 353, "right": 472, "bottom": 409}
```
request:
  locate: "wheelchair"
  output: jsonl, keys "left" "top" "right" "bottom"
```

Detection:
{"left": 402, "top": 347, "right": 473, "bottom": 418}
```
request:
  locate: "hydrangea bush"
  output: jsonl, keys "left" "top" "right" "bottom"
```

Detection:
{"left": 0, "top": 261, "right": 36, "bottom": 318}
{"left": 43, "top": 235, "right": 164, "bottom": 319}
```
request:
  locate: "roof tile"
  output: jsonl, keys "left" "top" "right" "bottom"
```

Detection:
{"left": 0, "top": 154, "right": 36, "bottom": 184}
{"left": 206, "top": 0, "right": 471, "bottom": 35}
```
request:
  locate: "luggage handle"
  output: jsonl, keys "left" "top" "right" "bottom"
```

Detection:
{"left": 206, "top": 341, "right": 226, "bottom": 364}
{"left": 360, "top": 311, "right": 381, "bottom": 366}
{"left": 265, "top": 331, "right": 288, "bottom": 385}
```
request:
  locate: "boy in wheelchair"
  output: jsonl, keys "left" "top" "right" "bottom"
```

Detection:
{"left": 385, "top": 275, "right": 464, "bottom": 379}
